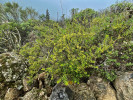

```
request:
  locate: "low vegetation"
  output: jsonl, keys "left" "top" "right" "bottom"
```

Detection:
{"left": 0, "top": 1, "right": 133, "bottom": 85}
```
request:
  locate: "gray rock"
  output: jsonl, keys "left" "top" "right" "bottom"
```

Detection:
{"left": 23, "top": 77, "right": 33, "bottom": 92}
{"left": 50, "top": 83, "right": 73, "bottom": 100}
{"left": 23, "top": 87, "right": 39, "bottom": 100}
{"left": 114, "top": 71, "right": 133, "bottom": 100}
{"left": 4, "top": 88, "right": 20, "bottom": 100}
{"left": 23, "top": 87, "right": 48, "bottom": 100}
{"left": 88, "top": 77, "right": 117, "bottom": 100}
{"left": 69, "top": 83, "right": 96, "bottom": 100}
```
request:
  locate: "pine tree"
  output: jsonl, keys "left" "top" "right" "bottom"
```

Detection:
{"left": 46, "top": 9, "right": 50, "bottom": 21}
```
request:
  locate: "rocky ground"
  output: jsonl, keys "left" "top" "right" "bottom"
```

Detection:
{"left": 0, "top": 52, "right": 133, "bottom": 100}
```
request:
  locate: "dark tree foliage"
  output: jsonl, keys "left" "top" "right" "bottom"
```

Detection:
{"left": 46, "top": 9, "right": 50, "bottom": 21}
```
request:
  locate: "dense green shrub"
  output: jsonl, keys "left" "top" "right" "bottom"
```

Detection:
{"left": 49, "top": 33, "right": 115, "bottom": 84}
{"left": 20, "top": 21, "right": 116, "bottom": 84}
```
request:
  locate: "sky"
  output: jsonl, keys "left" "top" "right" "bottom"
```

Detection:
{"left": 0, "top": 0, "right": 124, "bottom": 20}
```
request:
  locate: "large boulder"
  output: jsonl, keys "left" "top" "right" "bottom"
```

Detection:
{"left": 88, "top": 77, "right": 117, "bottom": 100}
{"left": 4, "top": 88, "right": 20, "bottom": 100}
{"left": 114, "top": 71, "right": 133, "bottom": 100}
{"left": 69, "top": 83, "right": 96, "bottom": 100}
{"left": 50, "top": 82, "right": 74, "bottom": 100}
{"left": 23, "top": 87, "right": 48, "bottom": 100}
{"left": 22, "top": 87, "right": 39, "bottom": 100}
